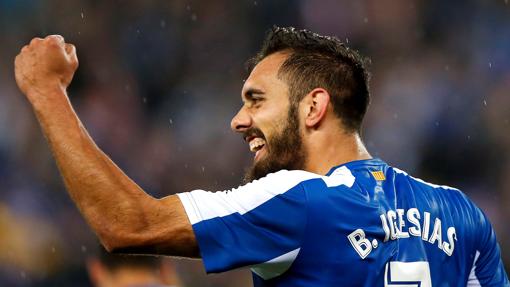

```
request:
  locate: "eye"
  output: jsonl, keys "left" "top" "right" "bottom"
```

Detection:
{"left": 250, "top": 97, "right": 264, "bottom": 107}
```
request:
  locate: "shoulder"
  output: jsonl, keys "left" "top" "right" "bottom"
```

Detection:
{"left": 178, "top": 168, "right": 358, "bottom": 225}
{"left": 178, "top": 170, "right": 320, "bottom": 225}
{"left": 250, "top": 169, "right": 323, "bottom": 190}
{"left": 392, "top": 167, "right": 467, "bottom": 198}
{"left": 253, "top": 168, "right": 356, "bottom": 190}
{"left": 390, "top": 166, "right": 484, "bottom": 222}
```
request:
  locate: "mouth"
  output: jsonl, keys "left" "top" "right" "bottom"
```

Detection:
{"left": 247, "top": 137, "right": 266, "bottom": 161}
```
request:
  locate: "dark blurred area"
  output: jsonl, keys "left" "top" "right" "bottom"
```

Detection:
{"left": 86, "top": 245, "right": 183, "bottom": 287}
{"left": 0, "top": 0, "right": 508, "bottom": 286}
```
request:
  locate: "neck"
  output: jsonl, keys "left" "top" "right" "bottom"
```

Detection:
{"left": 304, "top": 130, "right": 371, "bottom": 175}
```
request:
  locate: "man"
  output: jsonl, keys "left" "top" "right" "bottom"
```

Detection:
{"left": 87, "top": 246, "right": 181, "bottom": 287}
{"left": 14, "top": 27, "right": 509, "bottom": 286}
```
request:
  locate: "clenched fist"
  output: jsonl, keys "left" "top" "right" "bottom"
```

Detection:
{"left": 14, "top": 35, "right": 78, "bottom": 104}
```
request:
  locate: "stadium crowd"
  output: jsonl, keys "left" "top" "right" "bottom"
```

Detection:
{"left": 0, "top": 0, "right": 509, "bottom": 285}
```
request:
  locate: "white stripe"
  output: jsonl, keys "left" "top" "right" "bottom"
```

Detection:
{"left": 467, "top": 250, "right": 481, "bottom": 286}
{"left": 393, "top": 167, "right": 459, "bottom": 191}
{"left": 178, "top": 168, "right": 355, "bottom": 225}
{"left": 323, "top": 166, "right": 355, "bottom": 188}
{"left": 251, "top": 248, "right": 301, "bottom": 280}
{"left": 177, "top": 192, "right": 202, "bottom": 226}
{"left": 178, "top": 170, "right": 320, "bottom": 225}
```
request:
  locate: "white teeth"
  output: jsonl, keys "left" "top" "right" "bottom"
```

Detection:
{"left": 249, "top": 138, "right": 266, "bottom": 152}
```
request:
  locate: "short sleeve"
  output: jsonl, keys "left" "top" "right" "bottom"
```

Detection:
{"left": 468, "top": 206, "right": 510, "bottom": 286}
{"left": 177, "top": 170, "right": 319, "bottom": 275}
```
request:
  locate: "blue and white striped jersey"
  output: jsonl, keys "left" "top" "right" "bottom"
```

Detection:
{"left": 178, "top": 158, "right": 509, "bottom": 286}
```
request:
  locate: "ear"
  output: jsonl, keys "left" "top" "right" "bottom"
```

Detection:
{"left": 302, "top": 88, "right": 330, "bottom": 128}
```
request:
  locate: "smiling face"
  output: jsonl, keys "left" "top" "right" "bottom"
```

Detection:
{"left": 231, "top": 52, "right": 306, "bottom": 182}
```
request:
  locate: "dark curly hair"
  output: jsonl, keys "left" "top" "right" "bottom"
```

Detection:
{"left": 247, "top": 26, "right": 371, "bottom": 133}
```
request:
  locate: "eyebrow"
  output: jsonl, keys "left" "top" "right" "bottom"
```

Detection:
{"left": 243, "top": 88, "right": 265, "bottom": 101}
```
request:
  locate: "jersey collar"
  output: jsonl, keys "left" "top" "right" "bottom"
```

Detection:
{"left": 325, "top": 158, "right": 387, "bottom": 176}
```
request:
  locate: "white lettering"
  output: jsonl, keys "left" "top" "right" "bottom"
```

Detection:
{"left": 348, "top": 229, "right": 372, "bottom": 259}
{"left": 407, "top": 208, "right": 421, "bottom": 237}
{"left": 396, "top": 209, "right": 410, "bottom": 238}
{"left": 380, "top": 214, "right": 390, "bottom": 242}
{"left": 422, "top": 212, "right": 431, "bottom": 241}
{"left": 377, "top": 209, "right": 456, "bottom": 256}
{"left": 442, "top": 227, "right": 457, "bottom": 256}
{"left": 387, "top": 210, "right": 398, "bottom": 240}
{"left": 428, "top": 218, "right": 443, "bottom": 249}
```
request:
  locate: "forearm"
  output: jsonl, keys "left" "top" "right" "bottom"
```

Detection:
{"left": 32, "top": 88, "right": 150, "bottom": 242}
{"left": 31, "top": 88, "right": 196, "bottom": 256}
{"left": 15, "top": 35, "right": 197, "bottom": 257}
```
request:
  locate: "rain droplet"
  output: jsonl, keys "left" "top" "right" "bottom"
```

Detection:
{"left": 142, "top": 97, "right": 147, "bottom": 103}
{"left": 483, "top": 99, "right": 487, "bottom": 106}
{"left": 186, "top": 5, "right": 191, "bottom": 11}
{"left": 363, "top": 17, "right": 369, "bottom": 24}
{"left": 125, "top": 85, "right": 131, "bottom": 92}
{"left": 20, "top": 271, "right": 26, "bottom": 279}
{"left": 488, "top": 62, "right": 492, "bottom": 68}
{"left": 81, "top": 245, "right": 87, "bottom": 253}
{"left": 191, "top": 13, "right": 197, "bottom": 21}
{"left": 201, "top": 166, "right": 205, "bottom": 172}
{"left": 81, "top": 12, "right": 84, "bottom": 19}
{"left": 169, "top": 118, "right": 173, "bottom": 125}
{"left": 505, "top": 0, "right": 508, "bottom": 5}
{"left": 435, "top": 121, "right": 440, "bottom": 126}
{"left": 467, "top": 135, "right": 471, "bottom": 140}
{"left": 345, "top": 37, "right": 349, "bottom": 44}
{"left": 393, "top": 113, "right": 398, "bottom": 119}
{"left": 51, "top": 246, "right": 56, "bottom": 253}
{"left": 444, "top": 65, "right": 450, "bottom": 71}
{"left": 254, "top": 1, "right": 258, "bottom": 5}
{"left": 160, "top": 20, "right": 166, "bottom": 28}
{"left": 184, "top": 163, "right": 188, "bottom": 169}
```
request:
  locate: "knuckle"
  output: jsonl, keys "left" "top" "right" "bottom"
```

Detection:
{"left": 47, "top": 34, "right": 64, "bottom": 42}
{"left": 46, "top": 39, "right": 61, "bottom": 48}
{"left": 30, "top": 37, "right": 42, "bottom": 45}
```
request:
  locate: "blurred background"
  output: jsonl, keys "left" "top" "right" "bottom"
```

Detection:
{"left": 0, "top": 0, "right": 509, "bottom": 286}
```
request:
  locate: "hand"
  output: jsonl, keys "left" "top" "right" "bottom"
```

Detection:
{"left": 14, "top": 35, "right": 79, "bottom": 103}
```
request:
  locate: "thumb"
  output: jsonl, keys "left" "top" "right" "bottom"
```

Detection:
{"left": 64, "top": 43, "right": 75, "bottom": 55}
{"left": 64, "top": 43, "right": 79, "bottom": 69}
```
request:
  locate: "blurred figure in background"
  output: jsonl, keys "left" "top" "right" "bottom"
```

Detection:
{"left": 87, "top": 246, "right": 182, "bottom": 287}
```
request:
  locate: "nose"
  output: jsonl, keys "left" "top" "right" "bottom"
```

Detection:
{"left": 230, "top": 106, "right": 252, "bottom": 132}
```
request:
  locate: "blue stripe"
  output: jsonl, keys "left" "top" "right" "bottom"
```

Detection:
{"left": 193, "top": 182, "right": 308, "bottom": 273}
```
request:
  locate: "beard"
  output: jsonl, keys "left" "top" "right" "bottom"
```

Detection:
{"left": 243, "top": 103, "right": 306, "bottom": 183}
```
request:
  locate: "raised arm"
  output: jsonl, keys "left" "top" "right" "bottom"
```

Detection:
{"left": 14, "top": 35, "right": 198, "bottom": 257}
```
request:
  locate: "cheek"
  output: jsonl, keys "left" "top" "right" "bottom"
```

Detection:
{"left": 255, "top": 113, "right": 285, "bottom": 139}
{"left": 255, "top": 103, "right": 289, "bottom": 127}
